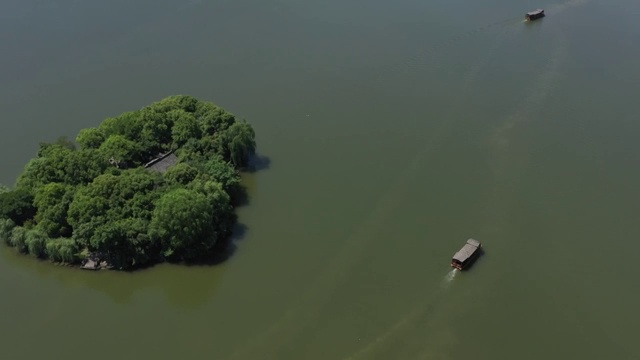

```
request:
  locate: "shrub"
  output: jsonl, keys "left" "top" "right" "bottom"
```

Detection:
{"left": 0, "top": 218, "right": 16, "bottom": 245}
{"left": 25, "top": 227, "right": 48, "bottom": 258}
{"left": 45, "top": 238, "right": 78, "bottom": 263}
{"left": 9, "top": 226, "right": 27, "bottom": 253}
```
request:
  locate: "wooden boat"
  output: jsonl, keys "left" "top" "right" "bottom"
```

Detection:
{"left": 525, "top": 9, "right": 545, "bottom": 21}
{"left": 451, "top": 238, "right": 482, "bottom": 270}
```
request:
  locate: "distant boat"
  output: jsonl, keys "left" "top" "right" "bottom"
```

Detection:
{"left": 451, "top": 238, "right": 482, "bottom": 270}
{"left": 525, "top": 9, "right": 545, "bottom": 21}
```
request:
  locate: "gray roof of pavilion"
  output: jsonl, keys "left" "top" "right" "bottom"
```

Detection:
{"left": 144, "top": 152, "right": 178, "bottom": 174}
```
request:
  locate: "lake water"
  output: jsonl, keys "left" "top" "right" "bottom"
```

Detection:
{"left": 1, "top": 0, "right": 639, "bottom": 359}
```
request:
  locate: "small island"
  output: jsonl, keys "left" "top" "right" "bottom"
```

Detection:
{"left": 0, "top": 95, "right": 256, "bottom": 270}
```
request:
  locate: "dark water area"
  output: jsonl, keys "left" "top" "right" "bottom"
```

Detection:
{"left": 1, "top": 0, "right": 639, "bottom": 359}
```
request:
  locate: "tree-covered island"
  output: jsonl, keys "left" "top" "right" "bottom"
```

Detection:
{"left": 0, "top": 95, "right": 256, "bottom": 270}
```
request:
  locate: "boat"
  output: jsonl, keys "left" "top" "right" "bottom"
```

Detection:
{"left": 525, "top": 9, "right": 545, "bottom": 21}
{"left": 451, "top": 238, "right": 482, "bottom": 270}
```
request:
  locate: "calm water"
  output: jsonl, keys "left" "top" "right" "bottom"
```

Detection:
{"left": 1, "top": 0, "right": 639, "bottom": 359}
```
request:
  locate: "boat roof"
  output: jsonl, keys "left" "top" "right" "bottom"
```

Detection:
{"left": 527, "top": 9, "right": 544, "bottom": 15}
{"left": 466, "top": 238, "right": 481, "bottom": 247}
{"left": 452, "top": 238, "right": 481, "bottom": 262}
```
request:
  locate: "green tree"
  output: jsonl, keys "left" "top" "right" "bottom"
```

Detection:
{"left": 197, "top": 103, "right": 236, "bottom": 135}
{"left": 193, "top": 156, "right": 240, "bottom": 195}
{"left": 149, "top": 188, "right": 216, "bottom": 260}
{"left": 111, "top": 169, "right": 164, "bottom": 220}
{"left": 34, "top": 183, "right": 75, "bottom": 237}
{"left": 197, "top": 180, "right": 234, "bottom": 238}
{"left": 68, "top": 169, "right": 164, "bottom": 261}
{"left": 16, "top": 145, "right": 106, "bottom": 190}
{"left": 164, "top": 163, "right": 198, "bottom": 186}
{"left": 99, "top": 135, "right": 144, "bottom": 167}
{"left": 76, "top": 127, "right": 106, "bottom": 149}
{"left": 17, "top": 152, "right": 69, "bottom": 191}
{"left": 71, "top": 216, "right": 106, "bottom": 250}
{"left": 99, "top": 111, "right": 143, "bottom": 140}
{"left": 45, "top": 238, "right": 78, "bottom": 263}
{"left": 225, "top": 120, "right": 256, "bottom": 168}
{"left": 38, "top": 136, "right": 76, "bottom": 157}
{"left": 139, "top": 108, "right": 173, "bottom": 155}
{"left": 0, "top": 218, "right": 16, "bottom": 245}
{"left": 64, "top": 149, "right": 109, "bottom": 184}
{"left": 171, "top": 111, "right": 201, "bottom": 148}
{"left": 25, "top": 227, "right": 48, "bottom": 258}
{"left": 9, "top": 226, "right": 28, "bottom": 253}
{"left": 177, "top": 135, "right": 223, "bottom": 162}
{"left": 0, "top": 189, "right": 36, "bottom": 225}
{"left": 151, "top": 95, "right": 199, "bottom": 113}
{"left": 67, "top": 191, "right": 111, "bottom": 234}
{"left": 91, "top": 217, "right": 154, "bottom": 268}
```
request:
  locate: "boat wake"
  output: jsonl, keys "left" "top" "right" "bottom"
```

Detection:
{"left": 342, "top": 269, "right": 458, "bottom": 360}
{"left": 441, "top": 268, "right": 458, "bottom": 288}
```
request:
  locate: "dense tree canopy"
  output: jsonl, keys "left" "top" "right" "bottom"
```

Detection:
{"left": 0, "top": 95, "right": 256, "bottom": 269}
